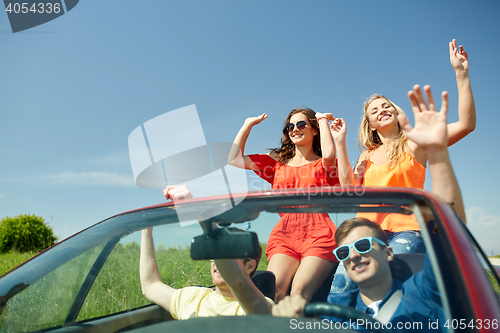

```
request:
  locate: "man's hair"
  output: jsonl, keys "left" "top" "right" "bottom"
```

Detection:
{"left": 244, "top": 246, "right": 263, "bottom": 278}
{"left": 335, "top": 218, "right": 388, "bottom": 246}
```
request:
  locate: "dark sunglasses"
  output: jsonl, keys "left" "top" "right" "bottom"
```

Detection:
{"left": 285, "top": 120, "right": 308, "bottom": 132}
{"left": 332, "top": 237, "right": 387, "bottom": 261}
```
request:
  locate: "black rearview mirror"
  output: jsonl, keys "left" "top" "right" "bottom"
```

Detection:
{"left": 190, "top": 227, "right": 260, "bottom": 260}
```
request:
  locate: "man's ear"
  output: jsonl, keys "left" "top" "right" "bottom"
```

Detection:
{"left": 385, "top": 246, "right": 394, "bottom": 262}
{"left": 245, "top": 259, "right": 257, "bottom": 274}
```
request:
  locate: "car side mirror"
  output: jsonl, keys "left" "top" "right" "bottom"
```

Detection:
{"left": 190, "top": 227, "right": 260, "bottom": 260}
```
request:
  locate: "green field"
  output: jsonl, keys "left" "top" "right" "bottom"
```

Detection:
{"left": 0, "top": 251, "right": 37, "bottom": 277}
{"left": 0, "top": 243, "right": 269, "bottom": 332}
{"left": 3, "top": 244, "right": 498, "bottom": 332}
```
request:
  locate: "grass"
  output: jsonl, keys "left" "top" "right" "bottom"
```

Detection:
{"left": 2, "top": 243, "right": 498, "bottom": 332}
{"left": 486, "top": 270, "right": 500, "bottom": 294}
{"left": 0, "top": 243, "right": 269, "bottom": 333}
{"left": 0, "top": 251, "right": 38, "bottom": 277}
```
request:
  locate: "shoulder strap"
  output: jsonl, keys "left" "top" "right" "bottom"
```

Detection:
{"left": 374, "top": 289, "right": 403, "bottom": 324}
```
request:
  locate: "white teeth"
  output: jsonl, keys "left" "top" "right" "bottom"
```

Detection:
{"left": 355, "top": 263, "right": 367, "bottom": 270}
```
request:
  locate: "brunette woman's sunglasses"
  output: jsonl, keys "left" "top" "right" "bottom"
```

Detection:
{"left": 332, "top": 237, "right": 387, "bottom": 261}
{"left": 286, "top": 120, "right": 308, "bottom": 132}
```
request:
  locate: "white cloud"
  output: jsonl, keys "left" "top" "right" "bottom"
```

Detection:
{"left": 0, "top": 194, "right": 5, "bottom": 199}
{"left": 80, "top": 151, "right": 131, "bottom": 165}
{"left": 46, "top": 171, "right": 135, "bottom": 187}
{"left": 466, "top": 207, "right": 500, "bottom": 256}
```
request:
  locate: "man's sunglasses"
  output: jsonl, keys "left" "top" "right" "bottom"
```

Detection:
{"left": 332, "top": 237, "right": 387, "bottom": 261}
{"left": 285, "top": 120, "right": 309, "bottom": 132}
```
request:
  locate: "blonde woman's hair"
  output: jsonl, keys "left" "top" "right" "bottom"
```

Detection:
{"left": 358, "top": 95, "right": 412, "bottom": 168}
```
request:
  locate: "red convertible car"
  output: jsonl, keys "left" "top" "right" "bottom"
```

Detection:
{"left": 0, "top": 187, "right": 499, "bottom": 332}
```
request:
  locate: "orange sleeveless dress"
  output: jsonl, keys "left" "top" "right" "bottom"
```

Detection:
{"left": 249, "top": 154, "right": 340, "bottom": 262}
{"left": 357, "top": 151, "right": 426, "bottom": 232}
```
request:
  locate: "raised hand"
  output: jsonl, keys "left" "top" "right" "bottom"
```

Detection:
{"left": 163, "top": 185, "right": 194, "bottom": 201}
{"left": 449, "top": 39, "right": 469, "bottom": 73}
{"left": 330, "top": 118, "right": 347, "bottom": 142}
{"left": 398, "top": 85, "right": 448, "bottom": 152}
{"left": 315, "top": 112, "right": 335, "bottom": 122}
{"left": 244, "top": 113, "right": 268, "bottom": 127}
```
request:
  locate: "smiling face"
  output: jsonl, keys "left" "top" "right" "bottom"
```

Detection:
{"left": 340, "top": 226, "right": 394, "bottom": 289}
{"left": 210, "top": 259, "right": 256, "bottom": 289}
{"left": 287, "top": 112, "right": 317, "bottom": 146}
{"left": 365, "top": 98, "right": 399, "bottom": 131}
{"left": 211, "top": 260, "right": 226, "bottom": 287}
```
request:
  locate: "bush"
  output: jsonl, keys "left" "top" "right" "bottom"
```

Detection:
{"left": 0, "top": 214, "right": 57, "bottom": 253}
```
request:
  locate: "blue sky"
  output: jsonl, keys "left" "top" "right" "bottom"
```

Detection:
{"left": 1, "top": 1, "right": 499, "bottom": 254}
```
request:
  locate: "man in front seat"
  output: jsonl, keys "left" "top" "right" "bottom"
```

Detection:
{"left": 140, "top": 186, "right": 274, "bottom": 319}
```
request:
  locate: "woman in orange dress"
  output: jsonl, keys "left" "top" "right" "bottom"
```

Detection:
{"left": 229, "top": 107, "right": 340, "bottom": 302}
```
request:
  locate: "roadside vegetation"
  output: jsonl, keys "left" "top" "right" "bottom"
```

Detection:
{"left": 0, "top": 242, "right": 269, "bottom": 332}
{"left": 0, "top": 214, "right": 57, "bottom": 254}
{"left": 0, "top": 251, "right": 38, "bottom": 276}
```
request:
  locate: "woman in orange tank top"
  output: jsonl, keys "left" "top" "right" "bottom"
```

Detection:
{"left": 328, "top": 40, "right": 476, "bottom": 300}
{"left": 228, "top": 107, "right": 340, "bottom": 303}
{"left": 331, "top": 39, "right": 475, "bottom": 245}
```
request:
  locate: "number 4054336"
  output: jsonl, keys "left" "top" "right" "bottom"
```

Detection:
{"left": 5, "top": 2, "right": 61, "bottom": 14}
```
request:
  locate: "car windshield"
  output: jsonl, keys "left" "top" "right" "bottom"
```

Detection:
{"left": 0, "top": 189, "right": 481, "bottom": 332}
